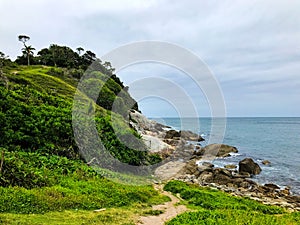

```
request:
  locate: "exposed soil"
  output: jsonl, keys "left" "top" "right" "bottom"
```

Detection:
{"left": 137, "top": 184, "right": 187, "bottom": 225}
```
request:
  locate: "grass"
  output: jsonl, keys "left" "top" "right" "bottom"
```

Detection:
{"left": 0, "top": 162, "right": 169, "bottom": 214}
{"left": 0, "top": 167, "right": 170, "bottom": 224}
{"left": 0, "top": 208, "right": 138, "bottom": 225}
{"left": 164, "top": 180, "right": 300, "bottom": 225}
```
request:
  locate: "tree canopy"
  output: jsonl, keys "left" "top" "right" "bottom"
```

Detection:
{"left": 17, "top": 35, "right": 34, "bottom": 66}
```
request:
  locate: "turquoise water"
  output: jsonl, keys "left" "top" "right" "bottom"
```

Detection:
{"left": 155, "top": 117, "right": 300, "bottom": 195}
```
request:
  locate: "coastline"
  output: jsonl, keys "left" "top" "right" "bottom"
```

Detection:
{"left": 129, "top": 110, "right": 300, "bottom": 212}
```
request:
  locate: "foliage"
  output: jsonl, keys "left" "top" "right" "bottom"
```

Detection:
{"left": 0, "top": 48, "right": 164, "bottom": 223}
{"left": 0, "top": 172, "right": 167, "bottom": 214}
{"left": 164, "top": 181, "right": 300, "bottom": 225}
{"left": 0, "top": 65, "right": 160, "bottom": 188}
{"left": 17, "top": 35, "right": 35, "bottom": 66}
{"left": 0, "top": 151, "right": 96, "bottom": 189}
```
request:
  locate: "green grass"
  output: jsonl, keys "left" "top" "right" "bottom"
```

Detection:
{"left": 164, "top": 180, "right": 300, "bottom": 225}
{"left": 0, "top": 208, "right": 138, "bottom": 225}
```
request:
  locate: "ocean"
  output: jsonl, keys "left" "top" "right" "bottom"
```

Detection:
{"left": 153, "top": 117, "right": 300, "bottom": 195}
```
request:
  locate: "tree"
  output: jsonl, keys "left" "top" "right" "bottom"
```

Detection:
{"left": 0, "top": 51, "right": 11, "bottom": 72}
{"left": 76, "top": 47, "right": 84, "bottom": 55}
{"left": 37, "top": 48, "right": 51, "bottom": 65}
{"left": 18, "top": 35, "right": 30, "bottom": 45}
{"left": 22, "top": 45, "right": 35, "bottom": 66}
{"left": 18, "top": 35, "right": 34, "bottom": 66}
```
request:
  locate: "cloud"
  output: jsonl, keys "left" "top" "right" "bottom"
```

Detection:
{"left": 0, "top": 0, "right": 299, "bottom": 116}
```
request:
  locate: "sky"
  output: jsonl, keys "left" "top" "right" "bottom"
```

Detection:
{"left": 1, "top": 0, "right": 300, "bottom": 117}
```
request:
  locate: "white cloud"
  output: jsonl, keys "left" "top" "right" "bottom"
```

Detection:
{"left": 0, "top": 0, "right": 299, "bottom": 116}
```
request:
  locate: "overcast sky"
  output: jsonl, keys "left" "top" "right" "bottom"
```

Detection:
{"left": 1, "top": 0, "right": 300, "bottom": 117}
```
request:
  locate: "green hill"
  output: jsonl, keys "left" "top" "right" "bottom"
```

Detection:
{"left": 0, "top": 57, "right": 166, "bottom": 224}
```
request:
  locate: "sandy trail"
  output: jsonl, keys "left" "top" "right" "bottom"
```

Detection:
{"left": 137, "top": 184, "right": 187, "bottom": 225}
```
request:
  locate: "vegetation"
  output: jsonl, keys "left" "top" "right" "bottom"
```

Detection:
{"left": 0, "top": 65, "right": 158, "bottom": 167}
{"left": 164, "top": 180, "right": 300, "bottom": 225}
{"left": 0, "top": 41, "right": 165, "bottom": 224}
{"left": 17, "top": 35, "right": 35, "bottom": 66}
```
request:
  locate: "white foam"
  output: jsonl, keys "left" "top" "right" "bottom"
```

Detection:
{"left": 228, "top": 153, "right": 241, "bottom": 157}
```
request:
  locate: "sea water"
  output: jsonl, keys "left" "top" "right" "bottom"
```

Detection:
{"left": 154, "top": 117, "right": 300, "bottom": 195}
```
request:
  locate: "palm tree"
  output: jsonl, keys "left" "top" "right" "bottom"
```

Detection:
{"left": 22, "top": 45, "right": 35, "bottom": 66}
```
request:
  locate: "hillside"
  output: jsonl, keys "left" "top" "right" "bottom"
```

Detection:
{"left": 0, "top": 57, "right": 169, "bottom": 223}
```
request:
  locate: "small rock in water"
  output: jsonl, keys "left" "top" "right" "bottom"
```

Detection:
{"left": 262, "top": 160, "right": 271, "bottom": 165}
{"left": 202, "top": 162, "right": 214, "bottom": 168}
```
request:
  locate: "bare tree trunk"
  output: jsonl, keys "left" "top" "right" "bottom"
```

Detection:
{"left": 27, "top": 54, "right": 30, "bottom": 66}
{"left": 0, "top": 150, "right": 4, "bottom": 174}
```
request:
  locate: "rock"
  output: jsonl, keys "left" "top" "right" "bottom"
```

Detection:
{"left": 213, "top": 173, "right": 233, "bottom": 185}
{"left": 154, "top": 123, "right": 170, "bottom": 131}
{"left": 264, "top": 183, "right": 280, "bottom": 189}
{"left": 165, "top": 130, "right": 180, "bottom": 139}
{"left": 224, "top": 164, "right": 237, "bottom": 169}
{"left": 239, "top": 181, "right": 251, "bottom": 189}
{"left": 202, "top": 162, "right": 214, "bottom": 168}
{"left": 179, "top": 130, "right": 205, "bottom": 142}
{"left": 280, "top": 187, "right": 291, "bottom": 196}
{"left": 239, "top": 158, "right": 262, "bottom": 175}
{"left": 195, "top": 145, "right": 201, "bottom": 150}
{"left": 198, "top": 165, "right": 213, "bottom": 174}
{"left": 142, "top": 135, "right": 172, "bottom": 153}
{"left": 262, "top": 160, "right": 271, "bottom": 165}
{"left": 178, "top": 159, "right": 198, "bottom": 175}
{"left": 214, "top": 168, "right": 232, "bottom": 178}
{"left": 198, "top": 171, "right": 214, "bottom": 183}
{"left": 285, "top": 196, "right": 300, "bottom": 205}
{"left": 163, "top": 138, "right": 185, "bottom": 146}
{"left": 199, "top": 144, "right": 238, "bottom": 158}
{"left": 233, "top": 172, "right": 251, "bottom": 178}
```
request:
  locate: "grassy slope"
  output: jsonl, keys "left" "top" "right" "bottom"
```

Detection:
{"left": 164, "top": 181, "right": 300, "bottom": 225}
{"left": 0, "top": 65, "right": 168, "bottom": 224}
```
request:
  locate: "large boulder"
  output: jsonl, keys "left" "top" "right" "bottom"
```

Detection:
{"left": 239, "top": 158, "right": 262, "bottom": 175}
{"left": 196, "top": 144, "right": 238, "bottom": 157}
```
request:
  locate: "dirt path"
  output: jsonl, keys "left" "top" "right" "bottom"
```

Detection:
{"left": 137, "top": 184, "right": 187, "bottom": 225}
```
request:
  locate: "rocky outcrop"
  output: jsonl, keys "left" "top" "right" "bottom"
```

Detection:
{"left": 129, "top": 110, "right": 204, "bottom": 160}
{"left": 239, "top": 158, "right": 262, "bottom": 175}
{"left": 175, "top": 159, "right": 300, "bottom": 211}
{"left": 195, "top": 144, "right": 238, "bottom": 158}
{"left": 129, "top": 110, "right": 170, "bottom": 134}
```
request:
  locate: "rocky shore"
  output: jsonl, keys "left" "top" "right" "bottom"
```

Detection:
{"left": 129, "top": 110, "right": 300, "bottom": 212}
